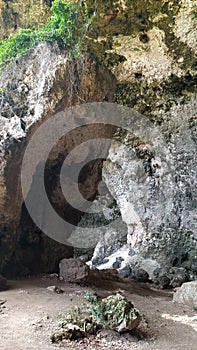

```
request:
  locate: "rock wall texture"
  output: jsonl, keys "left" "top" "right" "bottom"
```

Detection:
{"left": 0, "top": 41, "right": 116, "bottom": 276}
{"left": 102, "top": 96, "right": 197, "bottom": 286}
{"left": 0, "top": 0, "right": 196, "bottom": 283}
{"left": 0, "top": 0, "right": 50, "bottom": 39}
{"left": 86, "top": 0, "right": 197, "bottom": 286}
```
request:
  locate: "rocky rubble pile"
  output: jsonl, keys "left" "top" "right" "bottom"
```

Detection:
{"left": 51, "top": 293, "right": 141, "bottom": 342}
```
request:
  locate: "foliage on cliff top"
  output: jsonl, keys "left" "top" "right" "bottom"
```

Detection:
{"left": 0, "top": 0, "right": 94, "bottom": 69}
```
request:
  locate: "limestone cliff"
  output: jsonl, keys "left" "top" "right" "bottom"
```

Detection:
{"left": 0, "top": 41, "right": 116, "bottom": 276}
{"left": 85, "top": 0, "right": 197, "bottom": 286}
{"left": 0, "top": 0, "right": 196, "bottom": 284}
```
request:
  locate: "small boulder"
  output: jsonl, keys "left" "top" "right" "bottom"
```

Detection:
{"left": 59, "top": 258, "right": 90, "bottom": 283}
{"left": 113, "top": 256, "right": 124, "bottom": 269}
{"left": 46, "top": 285, "right": 64, "bottom": 294}
{"left": 100, "top": 293, "right": 141, "bottom": 332}
{"left": 118, "top": 265, "right": 131, "bottom": 279}
{"left": 173, "top": 281, "right": 197, "bottom": 308}
{"left": 128, "top": 249, "right": 136, "bottom": 257}
{"left": 130, "top": 267, "right": 149, "bottom": 283}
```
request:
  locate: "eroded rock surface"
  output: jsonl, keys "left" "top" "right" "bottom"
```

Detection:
{"left": 87, "top": 0, "right": 197, "bottom": 286}
{"left": 102, "top": 96, "right": 197, "bottom": 284}
{"left": 173, "top": 281, "right": 197, "bottom": 308}
{"left": 59, "top": 258, "right": 91, "bottom": 283}
{"left": 0, "top": 0, "right": 196, "bottom": 284}
{"left": 0, "top": 41, "right": 116, "bottom": 276}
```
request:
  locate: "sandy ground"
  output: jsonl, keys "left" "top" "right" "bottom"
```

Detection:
{"left": 0, "top": 275, "right": 197, "bottom": 350}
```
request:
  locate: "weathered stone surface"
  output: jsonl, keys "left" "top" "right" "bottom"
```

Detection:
{"left": 80, "top": 0, "right": 197, "bottom": 287}
{"left": 91, "top": 224, "right": 127, "bottom": 266}
{"left": 0, "top": 41, "right": 116, "bottom": 277}
{"left": 130, "top": 267, "right": 149, "bottom": 283}
{"left": 0, "top": 0, "right": 196, "bottom": 285}
{"left": 71, "top": 191, "right": 127, "bottom": 253}
{"left": 102, "top": 96, "right": 197, "bottom": 284}
{"left": 0, "top": 0, "right": 50, "bottom": 39}
{"left": 118, "top": 265, "right": 132, "bottom": 279}
{"left": 59, "top": 258, "right": 90, "bottom": 283}
{"left": 100, "top": 293, "right": 141, "bottom": 332}
{"left": 173, "top": 281, "right": 197, "bottom": 307}
{"left": 112, "top": 256, "right": 124, "bottom": 269}
{"left": 153, "top": 267, "right": 188, "bottom": 288}
{"left": 0, "top": 274, "right": 7, "bottom": 291}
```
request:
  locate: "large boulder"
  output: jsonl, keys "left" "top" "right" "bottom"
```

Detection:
{"left": 59, "top": 258, "right": 91, "bottom": 283}
{"left": 173, "top": 281, "right": 197, "bottom": 308}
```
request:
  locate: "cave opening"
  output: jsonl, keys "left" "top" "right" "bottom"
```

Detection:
{"left": 2, "top": 123, "right": 117, "bottom": 277}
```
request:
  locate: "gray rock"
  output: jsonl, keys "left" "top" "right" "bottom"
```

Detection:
{"left": 153, "top": 267, "right": 188, "bottom": 288}
{"left": 100, "top": 2, "right": 197, "bottom": 281}
{"left": 128, "top": 249, "right": 136, "bottom": 257}
{"left": 130, "top": 267, "right": 149, "bottom": 283}
{"left": 59, "top": 258, "right": 90, "bottom": 283}
{"left": 170, "top": 268, "right": 188, "bottom": 288}
{"left": 153, "top": 274, "right": 171, "bottom": 289}
{"left": 113, "top": 256, "right": 124, "bottom": 269}
{"left": 85, "top": 217, "right": 128, "bottom": 267}
{"left": 103, "top": 96, "right": 197, "bottom": 283}
{"left": 173, "top": 281, "right": 197, "bottom": 307}
{"left": 118, "top": 266, "right": 132, "bottom": 279}
{"left": 0, "top": 41, "right": 116, "bottom": 277}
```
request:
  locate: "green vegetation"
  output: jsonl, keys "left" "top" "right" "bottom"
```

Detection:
{"left": 84, "top": 291, "right": 141, "bottom": 330}
{"left": 52, "top": 291, "right": 141, "bottom": 341}
{"left": 84, "top": 291, "right": 103, "bottom": 324}
{"left": 0, "top": 0, "right": 94, "bottom": 69}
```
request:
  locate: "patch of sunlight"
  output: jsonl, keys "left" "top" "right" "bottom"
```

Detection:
{"left": 162, "top": 313, "right": 197, "bottom": 332}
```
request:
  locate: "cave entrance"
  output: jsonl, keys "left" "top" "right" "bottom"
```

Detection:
{"left": 4, "top": 124, "right": 117, "bottom": 277}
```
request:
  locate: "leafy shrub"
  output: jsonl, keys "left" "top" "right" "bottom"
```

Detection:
{"left": 0, "top": 0, "right": 94, "bottom": 69}
{"left": 84, "top": 291, "right": 103, "bottom": 324}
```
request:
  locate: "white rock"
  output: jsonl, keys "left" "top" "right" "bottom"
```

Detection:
{"left": 173, "top": 281, "right": 197, "bottom": 307}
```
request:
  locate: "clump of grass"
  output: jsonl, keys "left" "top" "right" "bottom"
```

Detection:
{"left": 0, "top": 0, "right": 95, "bottom": 69}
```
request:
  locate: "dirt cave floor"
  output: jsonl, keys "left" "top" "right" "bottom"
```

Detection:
{"left": 0, "top": 275, "right": 197, "bottom": 350}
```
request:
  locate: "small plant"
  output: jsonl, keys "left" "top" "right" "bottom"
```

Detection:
{"left": 0, "top": 0, "right": 95, "bottom": 69}
{"left": 84, "top": 291, "right": 103, "bottom": 325}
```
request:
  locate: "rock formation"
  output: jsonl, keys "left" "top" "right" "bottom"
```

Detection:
{"left": 0, "top": 0, "right": 196, "bottom": 285}
{"left": 87, "top": 0, "right": 197, "bottom": 286}
{"left": 0, "top": 41, "right": 116, "bottom": 276}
